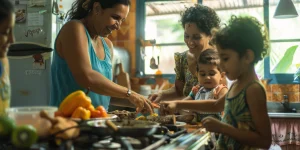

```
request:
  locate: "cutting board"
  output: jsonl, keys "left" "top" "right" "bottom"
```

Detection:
{"left": 116, "top": 63, "right": 131, "bottom": 89}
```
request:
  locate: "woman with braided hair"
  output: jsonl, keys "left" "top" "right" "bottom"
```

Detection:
{"left": 50, "top": 0, "right": 153, "bottom": 113}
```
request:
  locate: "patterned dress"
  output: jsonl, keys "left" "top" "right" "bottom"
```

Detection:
{"left": 174, "top": 51, "right": 198, "bottom": 96}
{"left": 216, "top": 81, "right": 265, "bottom": 150}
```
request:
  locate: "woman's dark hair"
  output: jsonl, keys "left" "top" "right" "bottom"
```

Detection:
{"left": 213, "top": 15, "right": 269, "bottom": 64}
{"left": 66, "top": 0, "right": 131, "bottom": 21}
{"left": 0, "top": 0, "right": 14, "bottom": 23}
{"left": 180, "top": 4, "right": 220, "bottom": 36}
{"left": 197, "top": 49, "right": 221, "bottom": 72}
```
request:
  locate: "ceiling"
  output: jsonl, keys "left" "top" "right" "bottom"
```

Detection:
{"left": 146, "top": 0, "right": 300, "bottom": 16}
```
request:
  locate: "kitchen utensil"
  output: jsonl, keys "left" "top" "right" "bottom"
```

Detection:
{"left": 116, "top": 63, "right": 131, "bottom": 89}
{"left": 150, "top": 39, "right": 158, "bottom": 69}
{"left": 139, "top": 85, "right": 152, "bottom": 96}
{"left": 71, "top": 114, "right": 118, "bottom": 121}
{"left": 6, "top": 106, "right": 57, "bottom": 137}
{"left": 164, "top": 121, "right": 187, "bottom": 131}
{"left": 84, "top": 120, "right": 160, "bottom": 137}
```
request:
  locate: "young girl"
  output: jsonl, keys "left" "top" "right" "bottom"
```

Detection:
{"left": 0, "top": 0, "right": 15, "bottom": 116}
{"left": 161, "top": 15, "right": 271, "bottom": 149}
{"left": 181, "top": 49, "right": 227, "bottom": 122}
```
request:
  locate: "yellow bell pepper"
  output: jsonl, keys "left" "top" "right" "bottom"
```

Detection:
{"left": 71, "top": 107, "right": 91, "bottom": 120}
{"left": 59, "top": 90, "right": 91, "bottom": 117}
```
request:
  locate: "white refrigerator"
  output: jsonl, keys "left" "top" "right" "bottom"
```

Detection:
{"left": 8, "top": 0, "right": 73, "bottom": 106}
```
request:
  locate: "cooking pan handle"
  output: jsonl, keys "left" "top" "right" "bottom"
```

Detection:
{"left": 105, "top": 120, "right": 119, "bottom": 132}
{"left": 166, "top": 129, "right": 187, "bottom": 138}
{"left": 105, "top": 120, "right": 134, "bottom": 150}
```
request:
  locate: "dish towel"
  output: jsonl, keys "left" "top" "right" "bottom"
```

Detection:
{"left": 271, "top": 119, "right": 300, "bottom": 150}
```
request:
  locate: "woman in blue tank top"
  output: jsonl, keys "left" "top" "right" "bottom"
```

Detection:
{"left": 50, "top": 0, "right": 153, "bottom": 113}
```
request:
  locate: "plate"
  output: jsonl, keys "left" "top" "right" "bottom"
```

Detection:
{"left": 71, "top": 114, "right": 118, "bottom": 121}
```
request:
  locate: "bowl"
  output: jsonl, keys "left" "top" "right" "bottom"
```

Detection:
{"left": 176, "top": 114, "right": 195, "bottom": 123}
{"left": 6, "top": 106, "right": 58, "bottom": 137}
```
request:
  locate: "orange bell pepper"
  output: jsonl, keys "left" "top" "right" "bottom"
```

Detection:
{"left": 96, "top": 106, "right": 107, "bottom": 117}
{"left": 71, "top": 107, "right": 91, "bottom": 120}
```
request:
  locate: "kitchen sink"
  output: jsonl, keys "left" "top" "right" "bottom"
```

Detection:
{"left": 268, "top": 110, "right": 300, "bottom": 118}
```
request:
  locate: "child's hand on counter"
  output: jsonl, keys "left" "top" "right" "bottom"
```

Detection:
{"left": 201, "top": 116, "right": 226, "bottom": 133}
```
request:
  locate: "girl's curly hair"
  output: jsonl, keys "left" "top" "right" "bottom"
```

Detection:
{"left": 180, "top": 4, "right": 220, "bottom": 36}
{"left": 213, "top": 15, "right": 269, "bottom": 64}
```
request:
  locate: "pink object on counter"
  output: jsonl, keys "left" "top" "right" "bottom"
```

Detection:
{"left": 271, "top": 118, "right": 300, "bottom": 148}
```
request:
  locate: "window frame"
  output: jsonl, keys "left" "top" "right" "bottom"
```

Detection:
{"left": 136, "top": 0, "right": 297, "bottom": 84}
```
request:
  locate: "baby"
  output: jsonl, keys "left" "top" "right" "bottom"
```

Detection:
{"left": 182, "top": 49, "right": 228, "bottom": 121}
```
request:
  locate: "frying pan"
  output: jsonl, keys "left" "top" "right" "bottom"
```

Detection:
{"left": 80, "top": 120, "right": 160, "bottom": 137}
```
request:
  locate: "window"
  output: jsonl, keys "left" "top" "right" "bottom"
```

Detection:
{"left": 137, "top": 0, "right": 300, "bottom": 83}
{"left": 140, "top": 0, "right": 196, "bottom": 75}
{"left": 203, "top": 1, "right": 265, "bottom": 79}
{"left": 269, "top": 1, "right": 300, "bottom": 74}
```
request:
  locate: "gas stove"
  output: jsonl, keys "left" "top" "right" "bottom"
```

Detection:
{"left": 0, "top": 126, "right": 213, "bottom": 150}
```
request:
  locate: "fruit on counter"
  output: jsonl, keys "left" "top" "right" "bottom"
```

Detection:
{"left": 96, "top": 106, "right": 108, "bottom": 117}
{"left": 90, "top": 110, "right": 102, "bottom": 118}
{"left": 59, "top": 89, "right": 92, "bottom": 117}
{"left": 0, "top": 116, "right": 16, "bottom": 139}
{"left": 86, "top": 104, "right": 95, "bottom": 112}
{"left": 11, "top": 125, "right": 38, "bottom": 148}
{"left": 71, "top": 107, "right": 91, "bottom": 120}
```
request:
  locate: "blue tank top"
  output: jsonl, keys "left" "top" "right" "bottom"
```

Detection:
{"left": 50, "top": 24, "right": 112, "bottom": 110}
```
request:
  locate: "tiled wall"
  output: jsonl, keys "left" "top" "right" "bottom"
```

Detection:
{"left": 265, "top": 84, "right": 300, "bottom": 102}
{"left": 108, "top": 0, "right": 136, "bottom": 76}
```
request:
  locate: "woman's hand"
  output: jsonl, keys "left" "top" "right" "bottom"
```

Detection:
{"left": 148, "top": 92, "right": 163, "bottom": 103}
{"left": 159, "top": 101, "right": 177, "bottom": 116}
{"left": 128, "top": 92, "right": 154, "bottom": 114}
{"left": 201, "top": 116, "right": 226, "bottom": 133}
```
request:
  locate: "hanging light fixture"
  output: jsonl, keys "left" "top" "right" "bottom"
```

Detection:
{"left": 274, "top": 0, "right": 298, "bottom": 19}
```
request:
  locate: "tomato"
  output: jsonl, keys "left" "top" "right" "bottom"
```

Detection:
{"left": 91, "top": 110, "right": 102, "bottom": 118}
{"left": 96, "top": 106, "right": 107, "bottom": 117}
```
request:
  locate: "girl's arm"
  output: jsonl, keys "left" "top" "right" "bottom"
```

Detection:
{"left": 161, "top": 95, "right": 225, "bottom": 115}
{"left": 218, "top": 83, "right": 271, "bottom": 149}
{"left": 176, "top": 95, "right": 225, "bottom": 112}
{"left": 217, "top": 87, "right": 228, "bottom": 99}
